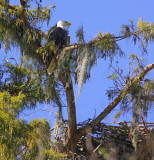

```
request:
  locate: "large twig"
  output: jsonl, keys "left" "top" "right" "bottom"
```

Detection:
{"left": 79, "top": 63, "right": 154, "bottom": 137}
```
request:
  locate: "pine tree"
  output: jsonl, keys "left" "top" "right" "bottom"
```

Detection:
{"left": 0, "top": 0, "right": 154, "bottom": 158}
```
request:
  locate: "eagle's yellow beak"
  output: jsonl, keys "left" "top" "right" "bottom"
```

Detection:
{"left": 66, "top": 21, "right": 71, "bottom": 26}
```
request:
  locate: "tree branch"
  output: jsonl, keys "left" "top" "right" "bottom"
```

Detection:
{"left": 79, "top": 63, "right": 154, "bottom": 137}
{"left": 63, "top": 30, "right": 141, "bottom": 52}
{"left": 20, "top": 0, "right": 25, "bottom": 6}
{"left": 0, "top": 1, "right": 16, "bottom": 10}
{"left": 141, "top": 95, "right": 154, "bottom": 101}
{"left": 58, "top": 72, "right": 77, "bottom": 151}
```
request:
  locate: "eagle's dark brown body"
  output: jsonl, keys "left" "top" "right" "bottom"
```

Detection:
{"left": 49, "top": 27, "right": 68, "bottom": 50}
{"left": 44, "top": 20, "right": 70, "bottom": 74}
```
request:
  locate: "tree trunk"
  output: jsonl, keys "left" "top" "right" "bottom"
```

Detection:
{"left": 58, "top": 73, "right": 77, "bottom": 152}
{"left": 66, "top": 82, "right": 78, "bottom": 151}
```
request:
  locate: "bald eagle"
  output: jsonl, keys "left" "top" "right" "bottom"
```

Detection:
{"left": 45, "top": 20, "right": 71, "bottom": 74}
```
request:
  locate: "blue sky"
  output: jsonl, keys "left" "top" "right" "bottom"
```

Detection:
{"left": 4, "top": 0, "right": 154, "bottom": 125}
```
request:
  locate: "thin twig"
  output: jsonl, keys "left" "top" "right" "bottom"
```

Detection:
{"left": 24, "top": 109, "right": 56, "bottom": 116}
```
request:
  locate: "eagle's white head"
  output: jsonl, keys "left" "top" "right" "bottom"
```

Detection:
{"left": 57, "top": 20, "right": 71, "bottom": 30}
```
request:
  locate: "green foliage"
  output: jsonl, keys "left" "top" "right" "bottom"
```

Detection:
{"left": 76, "top": 25, "right": 85, "bottom": 43}
{"left": 46, "top": 74, "right": 62, "bottom": 107}
{"left": 121, "top": 25, "right": 131, "bottom": 36}
{"left": 121, "top": 18, "right": 154, "bottom": 52}
{"left": 110, "top": 73, "right": 118, "bottom": 80}
{"left": 137, "top": 19, "right": 154, "bottom": 44}
{"left": 0, "top": 97, "right": 64, "bottom": 159}
{"left": 1, "top": 59, "right": 46, "bottom": 110}
{"left": 129, "top": 54, "right": 144, "bottom": 77}
{"left": 94, "top": 32, "right": 124, "bottom": 59}
{"left": 0, "top": 56, "right": 55, "bottom": 158}
{"left": 121, "top": 19, "right": 136, "bottom": 36}
{"left": 40, "top": 149, "right": 67, "bottom": 160}
{"left": 107, "top": 64, "right": 126, "bottom": 101}
{"left": 25, "top": 119, "right": 51, "bottom": 159}
{"left": 0, "top": 90, "right": 51, "bottom": 159}
{"left": 27, "top": 6, "right": 53, "bottom": 25}
{"left": 0, "top": 0, "right": 54, "bottom": 62}
{"left": 0, "top": 91, "right": 25, "bottom": 117}
{"left": 99, "top": 147, "right": 109, "bottom": 159}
